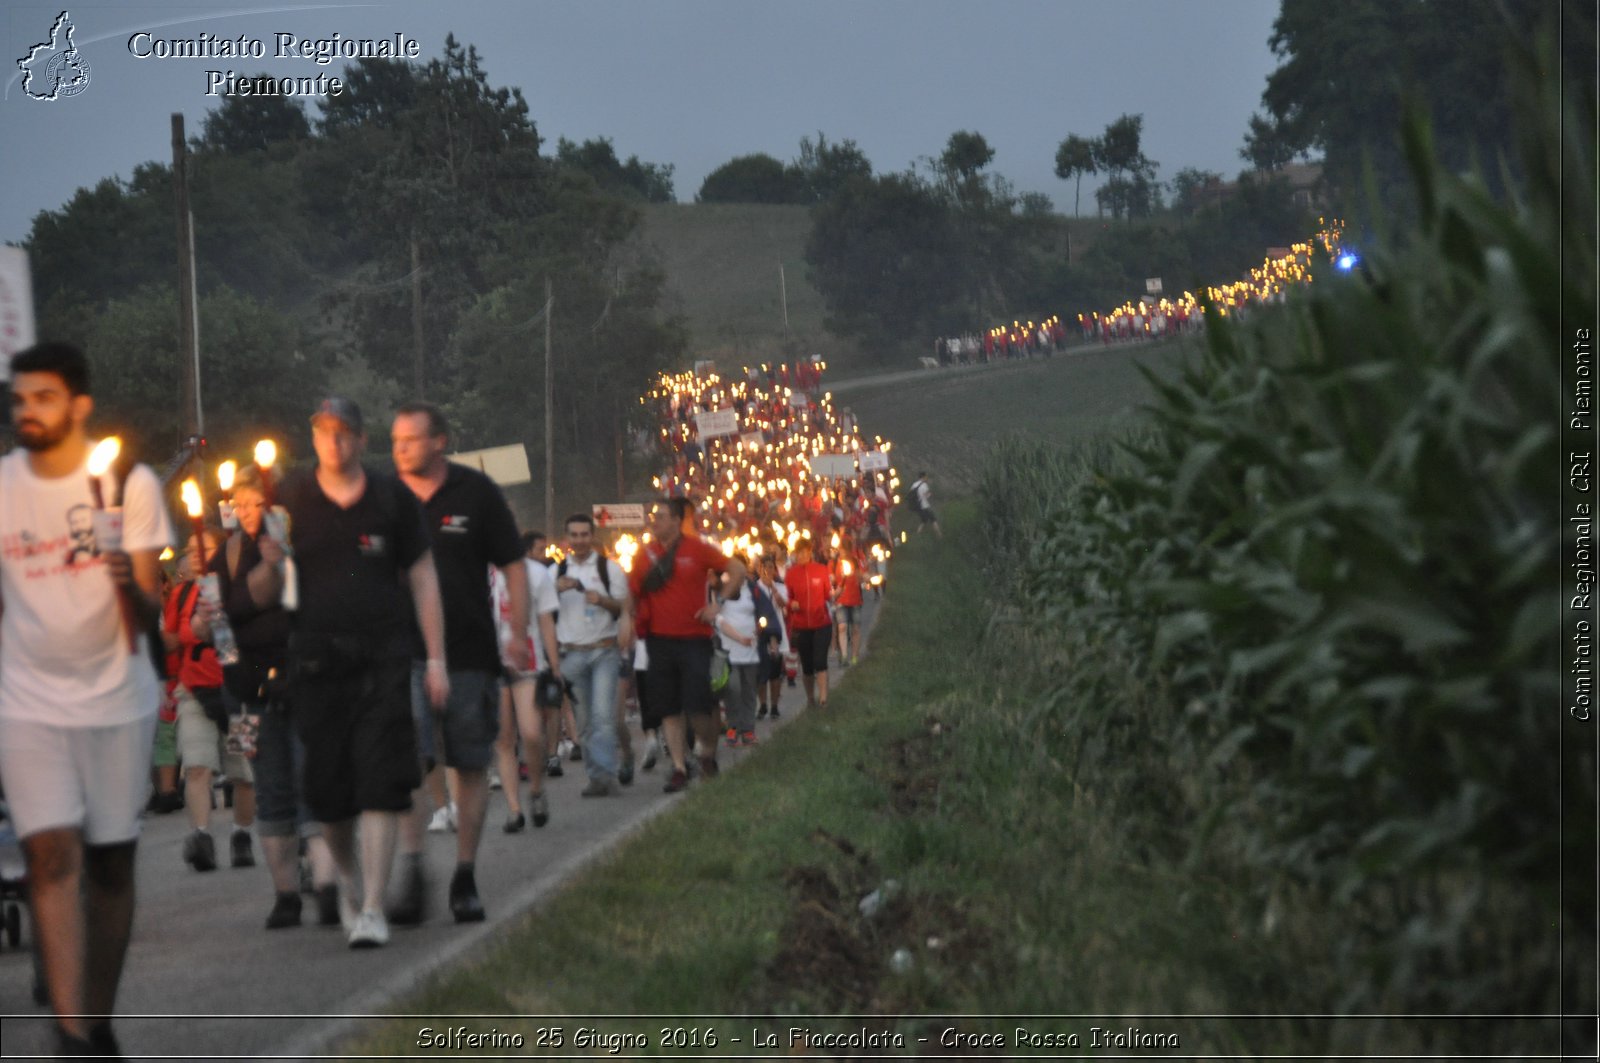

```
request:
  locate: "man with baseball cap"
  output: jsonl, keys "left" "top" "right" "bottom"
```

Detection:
{"left": 259, "top": 395, "right": 450, "bottom": 949}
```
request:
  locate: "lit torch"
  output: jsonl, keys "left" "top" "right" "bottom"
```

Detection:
{"left": 86, "top": 437, "right": 138, "bottom": 652}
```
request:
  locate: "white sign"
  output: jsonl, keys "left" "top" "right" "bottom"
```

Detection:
{"left": 448, "top": 443, "right": 531, "bottom": 486}
{"left": 0, "top": 247, "right": 37, "bottom": 376}
{"left": 693, "top": 359, "right": 717, "bottom": 377}
{"left": 858, "top": 450, "right": 889, "bottom": 472}
{"left": 1144, "top": 277, "right": 1163, "bottom": 294}
{"left": 695, "top": 408, "right": 739, "bottom": 438}
{"left": 807, "top": 454, "right": 857, "bottom": 480}
{"left": 593, "top": 503, "right": 646, "bottom": 528}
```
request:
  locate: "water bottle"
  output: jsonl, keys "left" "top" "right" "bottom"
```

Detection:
{"left": 197, "top": 573, "right": 241, "bottom": 666}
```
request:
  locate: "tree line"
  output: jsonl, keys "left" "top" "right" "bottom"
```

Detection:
{"left": 23, "top": 35, "right": 684, "bottom": 507}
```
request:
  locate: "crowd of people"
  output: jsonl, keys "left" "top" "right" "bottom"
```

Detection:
{"left": 930, "top": 220, "right": 1349, "bottom": 361}
{"left": 0, "top": 342, "right": 908, "bottom": 1057}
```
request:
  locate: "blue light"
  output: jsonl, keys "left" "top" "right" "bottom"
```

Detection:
{"left": 1335, "top": 251, "right": 1358, "bottom": 271}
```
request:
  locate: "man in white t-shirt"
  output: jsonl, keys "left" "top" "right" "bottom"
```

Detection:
{"left": 0, "top": 342, "right": 174, "bottom": 1058}
{"left": 551, "top": 514, "right": 632, "bottom": 796}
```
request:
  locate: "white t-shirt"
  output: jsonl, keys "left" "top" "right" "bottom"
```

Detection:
{"left": 552, "top": 551, "right": 628, "bottom": 647}
{"left": 491, "top": 559, "right": 560, "bottom": 673}
{"left": 716, "top": 584, "right": 760, "bottom": 666}
{"left": 0, "top": 451, "right": 173, "bottom": 727}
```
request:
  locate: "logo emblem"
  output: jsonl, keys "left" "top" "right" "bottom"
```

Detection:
{"left": 17, "top": 11, "right": 91, "bottom": 101}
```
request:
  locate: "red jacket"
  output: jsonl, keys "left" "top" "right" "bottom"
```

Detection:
{"left": 784, "top": 560, "right": 833, "bottom": 630}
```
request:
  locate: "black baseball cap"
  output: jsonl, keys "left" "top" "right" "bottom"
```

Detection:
{"left": 310, "top": 396, "right": 364, "bottom": 434}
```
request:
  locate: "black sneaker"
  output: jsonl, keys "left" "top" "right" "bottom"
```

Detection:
{"left": 230, "top": 829, "right": 255, "bottom": 868}
{"left": 663, "top": 769, "right": 689, "bottom": 793}
{"left": 183, "top": 830, "right": 217, "bottom": 872}
{"left": 757, "top": 704, "right": 769, "bottom": 719}
{"left": 265, "top": 891, "right": 302, "bottom": 930}
{"left": 771, "top": 704, "right": 782, "bottom": 719}
{"left": 503, "top": 812, "right": 526, "bottom": 833}
{"left": 545, "top": 755, "right": 564, "bottom": 778}
{"left": 618, "top": 757, "right": 635, "bottom": 786}
{"left": 449, "top": 865, "right": 485, "bottom": 923}
{"left": 529, "top": 791, "right": 549, "bottom": 828}
{"left": 387, "top": 855, "right": 429, "bottom": 926}
{"left": 314, "top": 884, "right": 341, "bottom": 927}
{"left": 87, "top": 1022, "right": 121, "bottom": 1060}
{"left": 569, "top": 743, "right": 583, "bottom": 762}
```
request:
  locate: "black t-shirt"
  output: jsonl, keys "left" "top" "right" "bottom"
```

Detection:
{"left": 280, "top": 467, "right": 431, "bottom": 642}
{"left": 409, "top": 462, "right": 523, "bottom": 672}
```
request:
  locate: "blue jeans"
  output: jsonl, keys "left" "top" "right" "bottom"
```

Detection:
{"left": 560, "top": 646, "right": 620, "bottom": 783}
{"left": 223, "top": 686, "right": 312, "bottom": 839}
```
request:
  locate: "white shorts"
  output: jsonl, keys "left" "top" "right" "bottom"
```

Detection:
{"left": 0, "top": 715, "right": 156, "bottom": 844}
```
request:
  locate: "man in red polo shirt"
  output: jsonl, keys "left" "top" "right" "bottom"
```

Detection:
{"left": 628, "top": 497, "right": 730, "bottom": 793}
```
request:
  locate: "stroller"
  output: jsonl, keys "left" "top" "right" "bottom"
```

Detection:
{"left": 0, "top": 795, "right": 47, "bottom": 1006}
{"left": 0, "top": 797, "right": 27, "bottom": 950}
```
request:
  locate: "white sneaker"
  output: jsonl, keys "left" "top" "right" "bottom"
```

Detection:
{"left": 640, "top": 737, "right": 659, "bottom": 772}
{"left": 347, "top": 909, "right": 389, "bottom": 948}
{"left": 426, "top": 804, "right": 457, "bottom": 833}
{"left": 488, "top": 770, "right": 502, "bottom": 791}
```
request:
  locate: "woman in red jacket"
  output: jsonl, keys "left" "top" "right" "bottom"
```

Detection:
{"left": 783, "top": 537, "right": 834, "bottom": 710}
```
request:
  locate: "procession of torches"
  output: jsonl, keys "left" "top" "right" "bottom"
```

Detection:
{"left": 609, "top": 360, "right": 900, "bottom": 581}
{"left": 1074, "top": 219, "right": 1348, "bottom": 343}
{"left": 943, "top": 219, "right": 1351, "bottom": 355}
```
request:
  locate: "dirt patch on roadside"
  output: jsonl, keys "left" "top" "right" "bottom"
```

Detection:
{"left": 764, "top": 828, "right": 989, "bottom": 1019}
{"left": 871, "top": 716, "right": 955, "bottom": 816}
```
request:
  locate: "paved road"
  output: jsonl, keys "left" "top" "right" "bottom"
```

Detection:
{"left": 0, "top": 594, "right": 881, "bottom": 1062}
{"left": 827, "top": 338, "right": 1157, "bottom": 396}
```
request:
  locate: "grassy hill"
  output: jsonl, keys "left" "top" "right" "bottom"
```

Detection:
{"left": 637, "top": 202, "right": 1113, "bottom": 379}
{"left": 636, "top": 203, "right": 855, "bottom": 370}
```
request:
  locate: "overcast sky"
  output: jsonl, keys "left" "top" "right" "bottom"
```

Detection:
{"left": 2, "top": 0, "right": 1284, "bottom": 244}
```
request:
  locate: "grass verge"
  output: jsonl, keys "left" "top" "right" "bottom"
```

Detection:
{"left": 337, "top": 492, "right": 1473, "bottom": 1059}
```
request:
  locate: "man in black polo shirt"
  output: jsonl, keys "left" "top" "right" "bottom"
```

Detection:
{"left": 389, "top": 402, "right": 528, "bottom": 926}
{"left": 272, "top": 397, "right": 449, "bottom": 949}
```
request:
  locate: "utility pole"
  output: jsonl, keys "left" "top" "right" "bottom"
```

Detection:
{"left": 411, "top": 234, "right": 425, "bottom": 398}
{"left": 172, "top": 114, "right": 201, "bottom": 442}
{"left": 779, "top": 263, "right": 790, "bottom": 337}
{"left": 614, "top": 395, "right": 626, "bottom": 500}
{"left": 543, "top": 276, "right": 554, "bottom": 538}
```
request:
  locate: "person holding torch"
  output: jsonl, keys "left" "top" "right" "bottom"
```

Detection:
{"left": 0, "top": 343, "right": 174, "bottom": 1058}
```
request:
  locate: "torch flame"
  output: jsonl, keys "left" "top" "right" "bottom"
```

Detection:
{"left": 87, "top": 437, "right": 122, "bottom": 477}
{"left": 254, "top": 439, "right": 277, "bottom": 470}
{"left": 180, "top": 479, "right": 204, "bottom": 519}
{"left": 217, "top": 460, "right": 237, "bottom": 492}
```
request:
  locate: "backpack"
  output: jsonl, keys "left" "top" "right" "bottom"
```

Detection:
{"left": 909, "top": 480, "right": 927, "bottom": 512}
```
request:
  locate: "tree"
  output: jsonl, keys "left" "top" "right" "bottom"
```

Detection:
{"left": 196, "top": 92, "right": 310, "bottom": 154}
{"left": 555, "top": 136, "right": 675, "bottom": 203}
{"left": 1169, "top": 167, "right": 1223, "bottom": 217}
{"left": 1053, "top": 133, "right": 1099, "bottom": 216}
{"left": 804, "top": 172, "right": 964, "bottom": 357}
{"left": 696, "top": 154, "right": 800, "bottom": 204}
{"left": 1090, "top": 114, "right": 1159, "bottom": 221}
{"left": 1240, "top": 112, "right": 1300, "bottom": 172}
{"left": 1247, "top": 0, "right": 1589, "bottom": 205}
{"left": 939, "top": 130, "right": 995, "bottom": 183}
{"left": 788, "top": 132, "right": 872, "bottom": 202}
